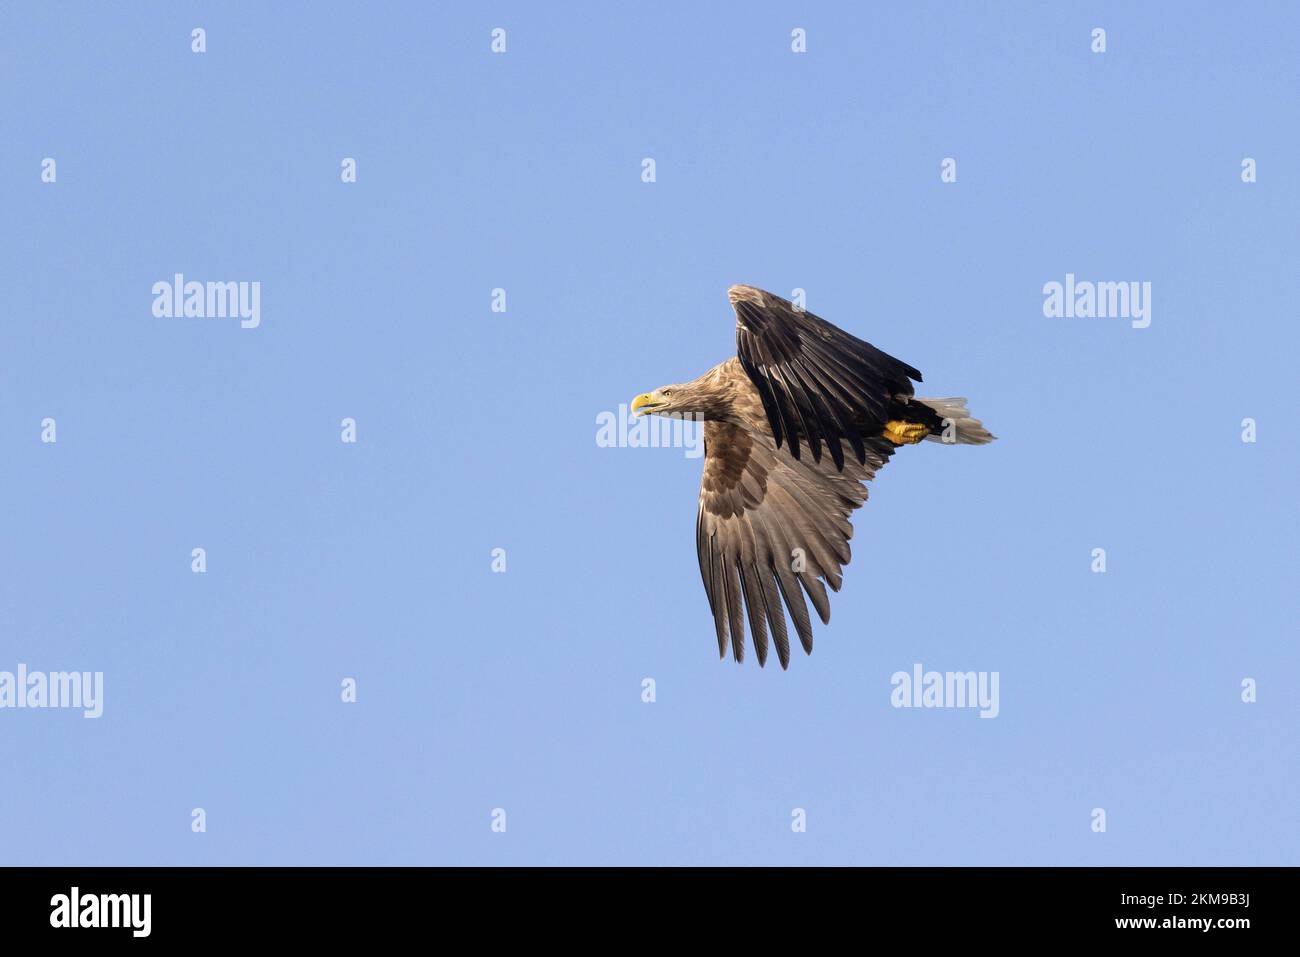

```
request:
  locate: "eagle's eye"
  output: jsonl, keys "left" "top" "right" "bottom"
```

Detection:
{"left": 663, "top": 389, "right": 673, "bottom": 397}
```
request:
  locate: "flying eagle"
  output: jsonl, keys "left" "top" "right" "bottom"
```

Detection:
{"left": 632, "top": 284, "right": 995, "bottom": 669}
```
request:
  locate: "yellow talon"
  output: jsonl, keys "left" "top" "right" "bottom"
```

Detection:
{"left": 883, "top": 420, "right": 929, "bottom": 445}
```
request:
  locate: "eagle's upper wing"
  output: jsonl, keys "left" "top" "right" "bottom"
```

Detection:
{"left": 696, "top": 420, "right": 895, "bottom": 668}
{"left": 728, "top": 284, "right": 922, "bottom": 470}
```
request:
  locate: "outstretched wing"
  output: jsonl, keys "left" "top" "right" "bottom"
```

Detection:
{"left": 696, "top": 420, "right": 895, "bottom": 668}
{"left": 729, "top": 284, "right": 922, "bottom": 470}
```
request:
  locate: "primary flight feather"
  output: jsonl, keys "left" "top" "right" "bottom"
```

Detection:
{"left": 632, "top": 284, "right": 995, "bottom": 669}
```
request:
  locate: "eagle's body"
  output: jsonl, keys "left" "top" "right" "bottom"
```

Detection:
{"left": 633, "top": 285, "right": 995, "bottom": 669}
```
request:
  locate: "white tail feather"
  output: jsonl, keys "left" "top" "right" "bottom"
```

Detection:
{"left": 915, "top": 397, "right": 996, "bottom": 445}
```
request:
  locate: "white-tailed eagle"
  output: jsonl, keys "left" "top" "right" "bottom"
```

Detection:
{"left": 632, "top": 285, "right": 995, "bottom": 668}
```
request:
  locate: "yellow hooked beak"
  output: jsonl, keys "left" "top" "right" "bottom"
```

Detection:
{"left": 631, "top": 392, "right": 661, "bottom": 416}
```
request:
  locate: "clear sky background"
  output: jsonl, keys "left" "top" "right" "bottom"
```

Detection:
{"left": 2, "top": 2, "right": 1296, "bottom": 865}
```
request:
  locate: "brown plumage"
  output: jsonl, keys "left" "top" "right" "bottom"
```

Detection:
{"left": 632, "top": 285, "right": 995, "bottom": 668}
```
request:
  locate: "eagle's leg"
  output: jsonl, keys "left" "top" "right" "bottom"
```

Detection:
{"left": 882, "top": 420, "right": 930, "bottom": 445}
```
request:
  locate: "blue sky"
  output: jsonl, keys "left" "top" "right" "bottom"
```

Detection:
{"left": 1, "top": 1, "right": 1296, "bottom": 865}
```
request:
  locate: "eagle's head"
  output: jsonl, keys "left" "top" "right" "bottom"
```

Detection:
{"left": 633, "top": 361, "right": 740, "bottom": 422}
{"left": 631, "top": 383, "right": 696, "bottom": 418}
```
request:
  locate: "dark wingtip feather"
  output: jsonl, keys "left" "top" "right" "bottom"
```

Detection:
{"left": 800, "top": 574, "right": 832, "bottom": 625}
